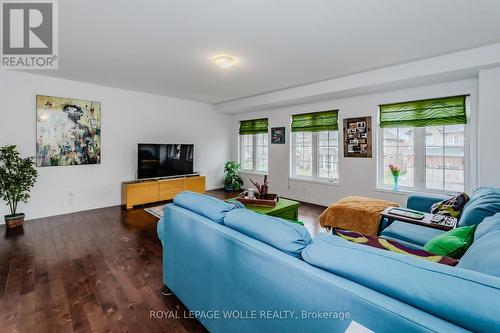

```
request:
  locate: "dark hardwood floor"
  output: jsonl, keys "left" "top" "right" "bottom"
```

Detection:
{"left": 0, "top": 189, "right": 326, "bottom": 332}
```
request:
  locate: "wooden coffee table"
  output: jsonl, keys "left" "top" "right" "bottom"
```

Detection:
{"left": 380, "top": 207, "right": 457, "bottom": 234}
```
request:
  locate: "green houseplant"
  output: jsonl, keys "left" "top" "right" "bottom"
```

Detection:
{"left": 0, "top": 145, "right": 38, "bottom": 228}
{"left": 224, "top": 161, "right": 243, "bottom": 192}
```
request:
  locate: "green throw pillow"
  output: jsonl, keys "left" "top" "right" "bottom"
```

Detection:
{"left": 424, "top": 225, "right": 476, "bottom": 259}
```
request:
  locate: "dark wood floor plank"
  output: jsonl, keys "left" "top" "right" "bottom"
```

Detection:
{"left": 16, "top": 291, "right": 35, "bottom": 333}
{"left": 0, "top": 189, "right": 325, "bottom": 332}
{"left": 19, "top": 255, "right": 35, "bottom": 295}
{"left": 0, "top": 235, "right": 11, "bottom": 298}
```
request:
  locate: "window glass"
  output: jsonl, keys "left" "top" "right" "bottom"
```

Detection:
{"left": 239, "top": 133, "right": 268, "bottom": 172}
{"left": 294, "top": 132, "right": 313, "bottom": 177}
{"left": 256, "top": 133, "right": 268, "bottom": 172}
{"left": 382, "top": 128, "right": 414, "bottom": 187}
{"left": 240, "top": 134, "right": 254, "bottom": 170}
{"left": 379, "top": 124, "right": 466, "bottom": 193}
{"left": 425, "top": 125, "right": 465, "bottom": 192}
{"left": 293, "top": 131, "right": 339, "bottom": 181}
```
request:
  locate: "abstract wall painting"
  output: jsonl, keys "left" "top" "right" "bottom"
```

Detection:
{"left": 36, "top": 95, "right": 101, "bottom": 167}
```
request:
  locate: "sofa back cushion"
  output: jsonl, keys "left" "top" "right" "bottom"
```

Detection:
{"left": 173, "top": 191, "right": 243, "bottom": 224}
{"left": 474, "top": 212, "right": 500, "bottom": 241}
{"left": 224, "top": 209, "right": 312, "bottom": 258}
{"left": 459, "top": 187, "right": 500, "bottom": 227}
{"left": 458, "top": 230, "right": 500, "bottom": 277}
{"left": 302, "top": 233, "right": 500, "bottom": 332}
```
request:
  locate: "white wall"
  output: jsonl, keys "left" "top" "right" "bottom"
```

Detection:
{"left": 0, "top": 71, "right": 232, "bottom": 221}
{"left": 478, "top": 67, "right": 500, "bottom": 188}
{"left": 231, "top": 79, "right": 478, "bottom": 208}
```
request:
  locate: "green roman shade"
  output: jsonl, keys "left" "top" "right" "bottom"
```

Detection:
{"left": 291, "top": 110, "right": 339, "bottom": 132}
{"left": 379, "top": 95, "right": 467, "bottom": 128}
{"left": 239, "top": 118, "right": 268, "bottom": 135}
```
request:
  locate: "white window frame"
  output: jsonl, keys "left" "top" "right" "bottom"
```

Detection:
{"left": 290, "top": 131, "right": 340, "bottom": 183}
{"left": 239, "top": 133, "right": 268, "bottom": 173}
{"left": 376, "top": 97, "right": 472, "bottom": 195}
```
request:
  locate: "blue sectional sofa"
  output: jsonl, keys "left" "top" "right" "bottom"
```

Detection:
{"left": 157, "top": 190, "right": 500, "bottom": 333}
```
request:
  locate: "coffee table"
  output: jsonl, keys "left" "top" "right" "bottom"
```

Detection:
{"left": 380, "top": 207, "right": 457, "bottom": 234}
{"left": 228, "top": 197, "right": 300, "bottom": 222}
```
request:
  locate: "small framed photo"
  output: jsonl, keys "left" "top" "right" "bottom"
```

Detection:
{"left": 271, "top": 127, "right": 285, "bottom": 144}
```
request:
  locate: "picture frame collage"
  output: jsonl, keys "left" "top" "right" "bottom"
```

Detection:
{"left": 343, "top": 116, "right": 372, "bottom": 158}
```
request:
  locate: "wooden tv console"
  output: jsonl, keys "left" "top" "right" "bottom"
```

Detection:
{"left": 122, "top": 175, "right": 206, "bottom": 209}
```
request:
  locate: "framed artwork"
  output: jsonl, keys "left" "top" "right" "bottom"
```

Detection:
{"left": 343, "top": 116, "right": 372, "bottom": 158}
{"left": 271, "top": 127, "right": 285, "bottom": 144}
{"left": 36, "top": 95, "right": 102, "bottom": 167}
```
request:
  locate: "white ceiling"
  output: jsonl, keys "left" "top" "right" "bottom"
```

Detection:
{"left": 32, "top": 0, "right": 500, "bottom": 104}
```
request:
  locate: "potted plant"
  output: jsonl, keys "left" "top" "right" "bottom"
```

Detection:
{"left": 0, "top": 145, "right": 38, "bottom": 229}
{"left": 223, "top": 161, "right": 243, "bottom": 192}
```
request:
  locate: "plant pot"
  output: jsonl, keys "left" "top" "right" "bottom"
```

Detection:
{"left": 224, "top": 184, "right": 240, "bottom": 192}
{"left": 5, "top": 213, "right": 25, "bottom": 229}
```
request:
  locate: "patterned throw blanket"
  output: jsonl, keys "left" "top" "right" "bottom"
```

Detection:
{"left": 319, "top": 196, "right": 398, "bottom": 236}
{"left": 431, "top": 192, "right": 469, "bottom": 218}
{"left": 334, "top": 228, "right": 458, "bottom": 266}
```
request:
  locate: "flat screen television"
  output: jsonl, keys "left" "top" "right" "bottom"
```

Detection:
{"left": 138, "top": 144, "right": 194, "bottom": 179}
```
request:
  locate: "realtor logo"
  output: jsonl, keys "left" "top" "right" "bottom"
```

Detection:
{"left": 1, "top": 0, "right": 58, "bottom": 69}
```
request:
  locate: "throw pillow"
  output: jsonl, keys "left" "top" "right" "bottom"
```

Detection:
{"left": 431, "top": 192, "right": 469, "bottom": 218}
{"left": 423, "top": 225, "right": 476, "bottom": 259}
{"left": 333, "top": 228, "right": 458, "bottom": 266}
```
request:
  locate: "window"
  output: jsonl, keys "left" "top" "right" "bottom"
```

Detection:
{"left": 293, "top": 132, "right": 313, "bottom": 176}
{"left": 239, "top": 118, "right": 268, "bottom": 173}
{"left": 380, "top": 126, "right": 465, "bottom": 192}
{"left": 292, "top": 131, "right": 339, "bottom": 181}
{"left": 291, "top": 110, "right": 339, "bottom": 182}
{"left": 425, "top": 125, "right": 465, "bottom": 192}
{"left": 254, "top": 133, "right": 268, "bottom": 172}
{"left": 381, "top": 128, "right": 414, "bottom": 188}
{"left": 240, "top": 134, "right": 254, "bottom": 170}
{"left": 378, "top": 95, "right": 468, "bottom": 193}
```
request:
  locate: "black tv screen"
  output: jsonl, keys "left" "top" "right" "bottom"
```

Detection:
{"left": 138, "top": 144, "right": 194, "bottom": 179}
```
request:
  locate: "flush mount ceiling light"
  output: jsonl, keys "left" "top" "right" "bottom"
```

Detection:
{"left": 213, "top": 55, "right": 238, "bottom": 69}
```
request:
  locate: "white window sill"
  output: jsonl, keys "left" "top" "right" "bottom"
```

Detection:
{"left": 375, "top": 186, "right": 451, "bottom": 197}
{"left": 289, "top": 177, "right": 340, "bottom": 187}
{"left": 239, "top": 170, "right": 268, "bottom": 176}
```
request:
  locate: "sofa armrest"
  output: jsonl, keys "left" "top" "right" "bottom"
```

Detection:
{"left": 407, "top": 194, "right": 447, "bottom": 212}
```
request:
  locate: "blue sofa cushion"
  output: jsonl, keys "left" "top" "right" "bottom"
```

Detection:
{"left": 173, "top": 191, "right": 242, "bottom": 224}
{"left": 380, "top": 221, "right": 444, "bottom": 247}
{"left": 459, "top": 187, "right": 500, "bottom": 227}
{"left": 474, "top": 212, "right": 500, "bottom": 241}
{"left": 302, "top": 233, "right": 500, "bottom": 333}
{"left": 458, "top": 230, "right": 500, "bottom": 277}
{"left": 224, "top": 209, "right": 312, "bottom": 258}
